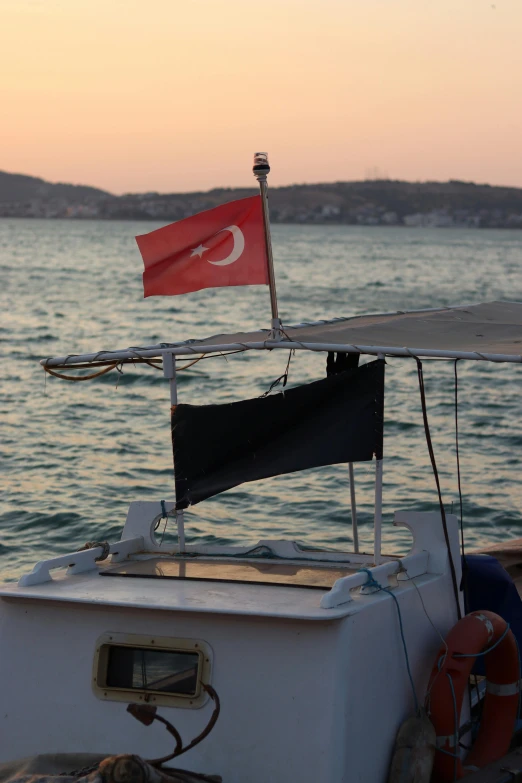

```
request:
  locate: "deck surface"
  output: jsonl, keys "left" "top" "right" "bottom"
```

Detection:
{"left": 0, "top": 560, "right": 372, "bottom": 620}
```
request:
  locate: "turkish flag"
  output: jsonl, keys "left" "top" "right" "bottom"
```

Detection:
{"left": 136, "top": 195, "right": 269, "bottom": 297}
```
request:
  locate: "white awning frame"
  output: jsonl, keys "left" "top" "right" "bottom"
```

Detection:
{"left": 41, "top": 338, "right": 522, "bottom": 369}
{"left": 41, "top": 301, "right": 522, "bottom": 369}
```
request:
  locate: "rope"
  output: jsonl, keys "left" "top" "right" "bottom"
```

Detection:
{"left": 447, "top": 671, "right": 459, "bottom": 782}
{"left": 159, "top": 499, "right": 169, "bottom": 546}
{"left": 177, "top": 355, "right": 204, "bottom": 371}
{"left": 415, "top": 358, "right": 462, "bottom": 620}
{"left": 358, "top": 568, "right": 419, "bottom": 713}
{"left": 139, "top": 359, "right": 163, "bottom": 370}
{"left": 177, "top": 349, "right": 246, "bottom": 370}
{"left": 433, "top": 622, "right": 511, "bottom": 677}
{"left": 434, "top": 621, "right": 513, "bottom": 779}
{"left": 43, "top": 349, "right": 247, "bottom": 382}
{"left": 43, "top": 363, "right": 119, "bottom": 381}
{"left": 59, "top": 761, "right": 102, "bottom": 777}
{"left": 452, "top": 622, "right": 511, "bottom": 658}
{"left": 259, "top": 349, "right": 294, "bottom": 397}
{"left": 358, "top": 567, "right": 381, "bottom": 591}
{"left": 432, "top": 624, "right": 512, "bottom": 722}
{"left": 177, "top": 543, "right": 356, "bottom": 566}
{"left": 76, "top": 540, "right": 110, "bottom": 561}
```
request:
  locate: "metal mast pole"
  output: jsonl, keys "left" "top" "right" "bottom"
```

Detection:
{"left": 253, "top": 152, "right": 282, "bottom": 339}
{"left": 373, "top": 353, "right": 385, "bottom": 565}
{"left": 373, "top": 459, "right": 383, "bottom": 565}
{"left": 163, "top": 351, "right": 185, "bottom": 553}
{"left": 348, "top": 463, "right": 360, "bottom": 553}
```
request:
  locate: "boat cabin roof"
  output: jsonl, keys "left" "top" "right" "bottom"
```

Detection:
{"left": 0, "top": 560, "right": 363, "bottom": 621}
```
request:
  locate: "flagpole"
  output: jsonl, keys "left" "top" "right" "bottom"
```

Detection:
{"left": 253, "top": 152, "right": 282, "bottom": 339}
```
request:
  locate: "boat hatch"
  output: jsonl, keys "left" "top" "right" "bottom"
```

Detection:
{"left": 93, "top": 632, "right": 212, "bottom": 708}
{"left": 100, "top": 557, "right": 357, "bottom": 589}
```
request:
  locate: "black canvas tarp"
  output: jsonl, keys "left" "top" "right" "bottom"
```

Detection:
{"left": 171, "top": 358, "right": 384, "bottom": 509}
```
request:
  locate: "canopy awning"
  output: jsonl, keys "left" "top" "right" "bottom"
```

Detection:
{"left": 43, "top": 301, "right": 522, "bottom": 368}
{"left": 197, "top": 301, "right": 522, "bottom": 359}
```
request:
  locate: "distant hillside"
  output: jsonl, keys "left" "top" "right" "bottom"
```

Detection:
{"left": 117, "top": 180, "right": 522, "bottom": 226}
{"left": 0, "top": 170, "right": 112, "bottom": 204}
{"left": 1, "top": 169, "right": 522, "bottom": 227}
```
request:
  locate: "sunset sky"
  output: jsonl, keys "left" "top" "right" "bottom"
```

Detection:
{"left": 1, "top": 0, "right": 521, "bottom": 194}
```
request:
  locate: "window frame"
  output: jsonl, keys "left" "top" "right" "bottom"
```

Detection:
{"left": 93, "top": 632, "right": 212, "bottom": 709}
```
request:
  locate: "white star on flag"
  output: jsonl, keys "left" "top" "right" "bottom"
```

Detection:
{"left": 190, "top": 244, "right": 209, "bottom": 258}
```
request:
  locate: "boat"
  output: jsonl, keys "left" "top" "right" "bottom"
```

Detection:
{"left": 2, "top": 157, "right": 522, "bottom": 782}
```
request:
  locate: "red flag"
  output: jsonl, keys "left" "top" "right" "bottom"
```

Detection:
{"left": 136, "top": 195, "right": 269, "bottom": 297}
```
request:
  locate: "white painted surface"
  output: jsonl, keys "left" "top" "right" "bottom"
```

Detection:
{"left": 374, "top": 458, "right": 384, "bottom": 565}
{"left": 40, "top": 337, "right": 522, "bottom": 366}
{"left": 348, "top": 462, "right": 359, "bottom": 553}
{"left": 8, "top": 507, "right": 455, "bottom": 618}
{"left": 163, "top": 354, "right": 185, "bottom": 553}
{"left": 322, "top": 551, "right": 428, "bottom": 607}
{"left": 0, "top": 512, "right": 461, "bottom": 781}
{"left": 17, "top": 537, "right": 144, "bottom": 587}
{"left": 0, "top": 570, "right": 458, "bottom": 782}
{"left": 0, "top": 568, "right": 356, "bottom": 620}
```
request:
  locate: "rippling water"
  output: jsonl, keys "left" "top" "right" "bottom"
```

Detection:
{"left": 1, "top": 218, "right": 522, "bottom": 582}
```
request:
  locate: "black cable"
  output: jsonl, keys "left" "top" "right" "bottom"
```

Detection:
{"left": 416, "top": 358, "right": 462, "bottom": 620}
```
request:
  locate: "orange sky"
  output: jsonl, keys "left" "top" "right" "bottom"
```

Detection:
{"left": 1, "top": 0, "right": 521, "bottom": 194}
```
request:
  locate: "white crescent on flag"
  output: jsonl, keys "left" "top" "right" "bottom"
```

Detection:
{"left": 208, "top": 225, "right": 245, "bottom": 266}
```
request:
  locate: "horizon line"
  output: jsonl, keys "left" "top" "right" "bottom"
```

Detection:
{"left": 2, "top": 167, "right": 522, "bottom": 198}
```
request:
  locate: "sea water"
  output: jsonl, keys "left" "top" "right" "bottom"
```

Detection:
{"left": 1, "top": 218, "right": 522, "bottom": 581}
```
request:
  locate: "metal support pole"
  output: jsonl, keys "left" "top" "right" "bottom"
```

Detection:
{"left": 374, "top": 459, "right": 383, "bottom": 565}
{"left": 163, "top": 352, "right": 185, "bottom": 553}
{"left": 348, "top": 463, "right": 360, "bottom": 553}
{"left": 253, "top": 152, "right": 281, "bottom": 339}
{"left": 373, "top": 352, "right": 385, "bottom": 565}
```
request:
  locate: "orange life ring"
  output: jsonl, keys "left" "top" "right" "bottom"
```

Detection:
{"left": 428, "top": 610, "right": 520, "bottom": 781}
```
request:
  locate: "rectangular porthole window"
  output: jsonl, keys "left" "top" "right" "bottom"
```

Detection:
{"left": 93, "top": 633, "right": 212, "bottom": 709}
{"left": 106, "top": 647, "right": 199, "bottom": 695}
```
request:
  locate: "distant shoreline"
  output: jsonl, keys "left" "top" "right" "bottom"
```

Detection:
{"left": 1, "top": 215, "right": 522, "bottom": 229}
{"left": 2, "top": 170, "right": 522, "bottom": 229}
